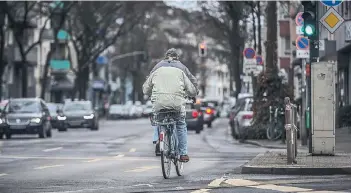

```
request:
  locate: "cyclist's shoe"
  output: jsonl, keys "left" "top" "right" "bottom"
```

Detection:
{"left": 155, "top": 142, "right": 161, "bottom": 156}
{"left": 179, "top": 155, "right": 189, "bottom": 162}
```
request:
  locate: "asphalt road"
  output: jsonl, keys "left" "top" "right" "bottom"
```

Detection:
{"left": 0, "top": 118, "right": 350, "bottom": 193}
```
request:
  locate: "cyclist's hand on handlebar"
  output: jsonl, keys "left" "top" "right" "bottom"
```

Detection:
{"left": 191, "top": 97, "right": 196, "bottom": 103}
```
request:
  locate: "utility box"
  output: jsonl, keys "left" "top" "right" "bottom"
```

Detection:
{"left": 311, "top": 62, "right": 336, "bottom": 155}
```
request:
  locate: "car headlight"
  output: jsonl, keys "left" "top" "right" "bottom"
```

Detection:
{"left": 57, "top": 116, "right": 67, "bottom": 120}
{"left": 0, "top": 119, "right": 3, "bottom": 124}
{"left": 83, "top": 114, "right": 94, "bottom": 119}
{"left": 31, "top": 118, "right": 41, "bottom": 123}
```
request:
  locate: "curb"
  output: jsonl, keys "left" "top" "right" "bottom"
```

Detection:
{"left": 241, "top": 140, "right": 287, "bottom": 149}
{"left": 241, "top": 165, "right": 351, "bottom": 175}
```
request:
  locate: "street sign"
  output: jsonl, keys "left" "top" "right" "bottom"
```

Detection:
{"left": 96, "top": 56, "right": 108, "bottom": 65}
{"left": 320, "top": 7, "right": 344, "bottom": 34}
{"left": 297, "top": 50, "right": 310, "bottom": 58}
{"left": 319, "top": 40, "right": 325, "bottom": 51}
{"left": 243, "top": 58, "right": 257, "bottom": 74}
{"left": 255, "top": 55, "right": 263, "bottom": 65}
{"left": 320, "top": 0, "right": 343, "bottom": 7}
{"left": 295, "top": 36, "right": 310, "bottom": 50}
{"left": 243, "top": 48, "right": 256, "bottom": 59}
{"left": 295, "top": 12, "right": 304, "bottom": 26}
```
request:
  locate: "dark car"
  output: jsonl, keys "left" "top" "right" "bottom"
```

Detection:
{"left": 47, "top": 103, "right": 63, "bottom": 129}
{"left": 185, "top": 103, "right": 204, "bottom": 134}
{"left": 200, "top": 101, "right": 216, "bottom": 128}
{"left": 0, "top": 98, "right": 52, "bottom": 139}
{"left": 57, "top": 100, "right": 99, "bottom": 131}
{"left": 202, "top": 100, "right": 220, "bottom": 118}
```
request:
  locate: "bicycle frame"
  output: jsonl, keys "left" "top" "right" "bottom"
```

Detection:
{"left": 159, "top": 123, "right": 178, "bottom": 158}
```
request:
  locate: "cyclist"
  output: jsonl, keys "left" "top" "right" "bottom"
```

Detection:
{"left": 142, "top": 48, "right": 198, "bottom": 162}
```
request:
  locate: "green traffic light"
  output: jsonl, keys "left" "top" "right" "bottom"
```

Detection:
{"left": 304, "top": 24, "right": 315, "bottom": 36}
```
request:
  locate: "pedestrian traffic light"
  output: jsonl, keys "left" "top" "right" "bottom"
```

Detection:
{"left": 301, "top": 1, "right": 317, "bottom": 38}
{"left": 199, "top": 43, "right": 207, "bottom": 57}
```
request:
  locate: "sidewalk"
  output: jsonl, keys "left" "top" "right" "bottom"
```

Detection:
{"left": 241, "top": 151, "right": 351, "bottom": 175}
{"left": 242, "top": 127, "right": 351, "bottom": 153}
{"left": 240, "top": 127, "right": 351, "bottom": 175}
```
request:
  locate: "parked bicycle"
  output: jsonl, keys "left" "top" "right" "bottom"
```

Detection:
{"left": 151, "top": 110, "right": 185, "bottom": 179}
{"left": 266, "top": 105, "right": 285, "bottom": 140}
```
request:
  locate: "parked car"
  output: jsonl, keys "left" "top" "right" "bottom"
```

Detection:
{"left": 107, "top": 104, "right": 127, "bottom": 119}
{"left": 0, "top": 98, "right": 52, "bottom": 139}
{"left": 230, "top": 97, "right": 254, "bottom": 140}
{"left": 47, "top": 103, "right": 63, "bottom": 129}
{"left": 142, "top": 103, "right": 153, "bottom": 118}
{"left": 0, "top": 100, "right": 8, "bottom": 112}
{"left": 229, "top": 96, "right": 252, "bottom": 132}
{"left": 128, "top": 105, "right": 142, "bottom": 118}
{"left": 56, "top": 100, "right": 99, "bottom": 131}
{"left": 185, "top": 102, "right": 204, "bottom": 134}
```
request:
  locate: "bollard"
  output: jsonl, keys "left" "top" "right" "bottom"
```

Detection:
{"left": 284, "top": 97, "right": 297, "bottom": 164}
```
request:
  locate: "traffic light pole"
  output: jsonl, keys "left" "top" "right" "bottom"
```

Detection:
{"left": 306, "top": 4, "right": 319, "bottom": 153}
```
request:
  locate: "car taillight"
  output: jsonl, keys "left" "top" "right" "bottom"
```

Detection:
{"left": 205, "top": 108, "right": 213, "bottom": 114}
{"left": 192, "top": 111, "right": 198, "bottom": 118}
{"left": 242, "top": 114, "right": 253, "bottom": 119}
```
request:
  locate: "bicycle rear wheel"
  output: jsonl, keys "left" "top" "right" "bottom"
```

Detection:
{"left": 173, "top": 133, "right": 184, "bottom": 176}
{"left": 160, "top": 129, "right": 171, "bottom": 179}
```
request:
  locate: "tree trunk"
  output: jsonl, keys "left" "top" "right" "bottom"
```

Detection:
{"left": 265, "top": 1, "right": 278, "bottom": 72}
{"left": 0, "top": 13, "right": 5, "bottom": 100}
{"left": 257, "top": 1, "right": 262, "bottom": 55}
{"left": 21, "top": 63, "right": 27, "bottom": 97}
{"left": 40, "top": 49, "right": 53, "bottom": 99}
{"left": 252, "top": 5, "right": 257, "bottom": 51}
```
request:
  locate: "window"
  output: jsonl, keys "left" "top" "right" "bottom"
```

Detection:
{"left": 285, "top": 37, "right": 291, "bottom": 50}
{"left": 51, "top": 43, "right": 68, "bottom": 60}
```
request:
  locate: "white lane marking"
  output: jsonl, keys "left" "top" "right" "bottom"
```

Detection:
{"left": 132, "top": 184, "right": 153, "bottom": 187}
{"left": 83, "top": 159, "right": 101, "bottom": 163}
{"left": 208, "top": 178, "right": 225, "bottom": 187}
{"left": 34, "top": 164, "right": 64, "bottom": 170}
{"left": 114, "top": 154, "right": 125, "bottom": 158}
{"left": 0, "top": 173, "right": 8, "bottom": 177}
{"left": 125, "top": 166, "right": 159, "bottom": 172}
{"left": 190, "top": 189, "right": 211, "bottom": 193}
{"left": 43, "top": 147, "right": 63, "bottom": 152}
{"left": 248, "top": 184, "right": 312, "bottom": 192}
{"left": 129, "top": 148, "right": 136, "bottom": 152}
{"left": 223, "top": 178, "right": 348, "bottom": 193}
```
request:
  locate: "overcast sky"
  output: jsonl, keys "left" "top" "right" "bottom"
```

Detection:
{"left": 164, "top": 0, "right": 200, "bottom": 11}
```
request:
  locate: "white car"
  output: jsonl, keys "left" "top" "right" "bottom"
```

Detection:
{"left": 142, "top": 104, "right": 153, "bottom": 117}
{"left": 107, "top": 104, "right": 127, "bottom": 119}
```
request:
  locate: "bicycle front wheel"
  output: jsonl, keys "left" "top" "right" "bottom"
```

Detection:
{"left": 160, "top": 129, "right": 171, "bottom": 179}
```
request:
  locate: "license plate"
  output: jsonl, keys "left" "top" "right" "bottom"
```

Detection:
{"left": 10, "top": 125, "right": 26, "bottom": 129}
{"left": 69, "top": 121, "right": 82, "bottom": 126}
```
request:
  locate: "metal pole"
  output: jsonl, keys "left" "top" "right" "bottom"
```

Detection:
{"left": 285, "top": 97, "right": 296, "bottom": 164}
{"left": 301, "top": 59, "right": 308, "bottom": 145}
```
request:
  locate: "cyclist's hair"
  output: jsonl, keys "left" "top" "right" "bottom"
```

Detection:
{"left": 164, "top": 48, "right": 179, "bottom": 61}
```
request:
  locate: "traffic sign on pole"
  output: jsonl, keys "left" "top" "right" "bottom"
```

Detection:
{"left": 243, "top": 48, "right": 256, "bottom": 59}
{"left": 295, "top": 36, "right": 310, "bottom": 50}
{"left": 295, "top": 12, "right": 304, "bottom": 26}
{"left": 320, "top": 0, "right": 343, "bottom": 7}
{"left": 96, "top": 56, "right": 108, "bottom": 65}
{"left": 255, "top": 55, "right": 263, "bottom": 65}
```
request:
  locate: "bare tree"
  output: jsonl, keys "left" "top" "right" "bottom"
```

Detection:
{"left": 67, "top": 2, "right": 152, "bottom": 99}
{"left": 2, "top": 1, "right": 65, "bottom": 97}
{"left": 201, "top": 1, "right": 249, "bottom": 96}
{"left": 0, "top": 2, "right": 6, "bottom": 99}
{"left": 40, "top": 2, "right": 76, "bottom": 99}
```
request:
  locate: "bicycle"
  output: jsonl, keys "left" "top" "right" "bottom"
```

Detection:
{"left": 151, "top": 110, "right": 185, "bottom": 179}
{"left": 266, "top": 106, "right": 284, "bottom": 140}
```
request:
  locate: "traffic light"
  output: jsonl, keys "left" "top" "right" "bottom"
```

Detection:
{"left": 199, "top": 42, "right": 207, "bottom": 57}
{"left": 301, "top": 1, "right": 317, "bottom": 38}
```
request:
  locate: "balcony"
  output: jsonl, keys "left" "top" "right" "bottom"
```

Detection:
{"left": 279, "top": 20, "right": 290, "bottom": 37}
